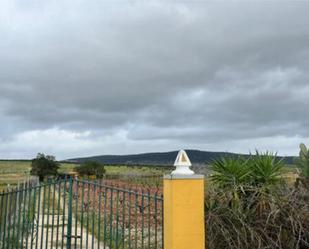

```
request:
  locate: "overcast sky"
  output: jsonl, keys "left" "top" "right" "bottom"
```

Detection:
{"left": 1, "top": 0, "right": 309, "bottom": 159}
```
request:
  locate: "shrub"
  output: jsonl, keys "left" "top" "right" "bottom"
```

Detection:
{"left": 74, "top": 161, "right": 106, "bottom": 179}
{"left": 30, "top": 153, "right": 59, "bottom": 181}
{"left": 207, "top": 151, "right": 309, "bottom": 249}
{"left": 206, "top": 185, "right": 309, "bottom": 249}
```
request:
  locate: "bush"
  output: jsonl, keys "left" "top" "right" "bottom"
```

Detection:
{"left": 207, "top": 151, "right": 309, "bottom": 249}
{"left": 206, "top": 185, "right": 309, "bottom": 249}
{"left": 74, "top": 161, "right": 106, "bottom": 178}
{"left": 30, "top": 153, "right": 59, "bottom": 181}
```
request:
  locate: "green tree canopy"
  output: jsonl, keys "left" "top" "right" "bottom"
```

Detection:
{"left": 74, "top": 161, "right": 106, "bottom": 178}
{"left": 30, "top": 153, "right": 60, "bottom": 181}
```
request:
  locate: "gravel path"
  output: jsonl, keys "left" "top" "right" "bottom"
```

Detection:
{"left": 26, "top": 191, "right": 108, "bottom": 249}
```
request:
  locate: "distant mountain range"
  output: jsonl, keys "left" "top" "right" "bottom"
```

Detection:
{"left": 67, "top": 150, "right": 296, "bottom": 166}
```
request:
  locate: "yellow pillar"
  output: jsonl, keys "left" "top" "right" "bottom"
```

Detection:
{"left": 164, "top": 175, "right": 205, "bottom": 249}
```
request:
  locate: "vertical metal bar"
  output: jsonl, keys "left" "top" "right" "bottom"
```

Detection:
{"left": 11, "top": 190, "right": 18, "bottom": 249}
{"left": 25, "top": 186, "right": 32, "bottom": 249}
{"left": 97, "top": 184, "right": 102, "bottom": 249}
{"left": 40, "top": 184, "right": 46, "bottom": 249}
{"left": 103, "top": 187, "right": 107, "bottom": 249}
{"left": 16, "top": 186, "right": 23, "bottom": 249}
{"left": 109, "top": 188, "right": 114, "bottom": 249}
{"left": 128, "top": 190, "right": 132, "bottom": 249}
{"left": 61, "top": 177, "right": 67, "bottom": 249}
{"left": 7, "top": 189, "right": 13, "bottom": 249}
{"left": 45, "top": 180, "right": 52, "bottom": 249}
{"left": 16, "top": 187, "right": 23, "bottom": 249}
{"left": 55, "top": 180, "right": 62, "bottom": 249}
{"left": 35, "top": 184, "right": 42, "bottom": 249}
{"left": 0, "top": 191, "right": 4, "bottom": 246}
{"left": 0, "top": 191, "right": 4, "bottom": 249}
{"left": 15, "top": 188, "right": 21, "bottom": 249}
{"left": 134, "top": 192, "right": 138, "bottom": 249}
{"left": 74, "top": 179, "right": 79, "bottom": 249}
{"left": 80, "top": 180, "right": 85, "bottom": 249}
{"left": 50, "top": 180, "right": 57, "bottom": 249}
{"left": 66, "top": 177, "right": 74, "bottom": 249}
{"left": 86, "top": 180, "right": 90, "bottom": 249}
{"left": 25, "top": 187, "right": 32, "bottom": 249}
{"left": 148, "top": 190, "right": 151, "bottom": 249}
{"left": 3, "top": 192, "right": 9, "bottom": 249}
{"left": 122, "top": 191, "right": 125, "bottom": 249}
{"left": 154, "top": 193, "right": 158, "bottom": 249}
{"left": 0, "top": 192, "right": 3, "bottom": 240}
{"left": 30, "top": 185, "right": 37, "bottom": 249}
{"left": 141, "top": 190, "right": 145, "bottom": 249}
{"left": 8, "top": 190, "right": 15, "bottom": 249}
{"left": 115, "top": 189, "right": 119, "bottom": 249}
{"left": 20, "top": 182, "right": 28, "bottom": 249}
{"left": 91, "top": 182, "right": 96, "bottom": 249}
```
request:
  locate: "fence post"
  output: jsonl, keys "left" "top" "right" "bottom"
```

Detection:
{"left": 164, "top": 150, "right": 205, "bottom": 249}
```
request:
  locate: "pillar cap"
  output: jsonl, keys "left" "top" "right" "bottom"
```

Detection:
{"left": 171, "top": 149, "right": 195, "bottom": 175}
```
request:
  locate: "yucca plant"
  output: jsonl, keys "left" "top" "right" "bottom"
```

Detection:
{"left": 210, "top": 157, "right": 252, "bottom": 188}
{"left": 210, "top": 152, "right": 285, "bottom": 211}
{"left": 210, "top": 157, "right": 253, "bottom": 209}
{"left": 249, "top": 151, "right": 284, "bottom": 188}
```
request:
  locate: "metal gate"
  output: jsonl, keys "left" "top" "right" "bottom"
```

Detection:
{"left": 0, "top": 177, "right": 163, "bottom": 249}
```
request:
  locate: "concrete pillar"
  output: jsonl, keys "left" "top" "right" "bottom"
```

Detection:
{"left": 164, "top": 150, "right": 205, "bottom": 249}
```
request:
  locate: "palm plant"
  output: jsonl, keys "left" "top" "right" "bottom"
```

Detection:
{"left": 210, "top": 157, "right": 252, "bottom": 188}
{"left": 210, "top": 157, "right": 251, "bottom": 210}
{"left": 249, "top": 151, "right": 284, "bottom": 188}
{"left": 210, "top": 152, "right": 284, "bottom": 211}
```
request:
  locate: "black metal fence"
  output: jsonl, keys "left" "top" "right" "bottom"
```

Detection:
{"left": 0, "top": 177, "right": 163, "bottom": 249}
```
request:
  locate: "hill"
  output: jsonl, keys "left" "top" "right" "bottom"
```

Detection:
{"left": 68, "top": 150, "right": 295, "bottom": 166}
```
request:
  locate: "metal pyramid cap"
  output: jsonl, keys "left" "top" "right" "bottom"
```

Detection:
{"left": 174, "top": 150, "right": 192, "bottom": 167}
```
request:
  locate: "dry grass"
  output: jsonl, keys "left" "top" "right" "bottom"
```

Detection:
{"left": 206, "top": 183, "right": 309, "bottom": 249}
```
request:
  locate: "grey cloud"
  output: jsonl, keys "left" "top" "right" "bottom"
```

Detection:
{"left": 1, "top": 0, "right": 309, "bottom": 158}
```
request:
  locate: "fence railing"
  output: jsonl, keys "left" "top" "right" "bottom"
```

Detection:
{"left": 0, "top": 177, "right": 163, "bottom": 249}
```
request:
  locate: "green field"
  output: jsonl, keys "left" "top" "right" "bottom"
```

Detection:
{"left": 0, "top": 160, "right": 35, "bottom": 191}
{"left": 0, "top": 160, "right": 170, "bottom": 191}
{"left": 0, "top": 160, "right": 297, "bottom": 192}
{"left": 0, "top": 160, "right": 73, "bottom": 191}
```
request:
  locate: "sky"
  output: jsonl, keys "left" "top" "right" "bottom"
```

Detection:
{"left": 1, "top": 0, "right": 309, "bottom": 160}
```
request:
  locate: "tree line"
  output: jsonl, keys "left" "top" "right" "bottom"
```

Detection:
{"left": 30, "top": 153, "right": 105, "bottom": 181}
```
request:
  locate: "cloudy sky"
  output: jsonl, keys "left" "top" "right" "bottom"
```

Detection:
{"left": 1, "top": 0, "right": 309, "bottom": 159}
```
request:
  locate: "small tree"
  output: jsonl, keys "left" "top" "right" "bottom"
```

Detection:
{"left": 30, "top": 153, "right": 60, "bottom": 182}
{"left": 74, "top": 161, "right": 106, "bottom": 179}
